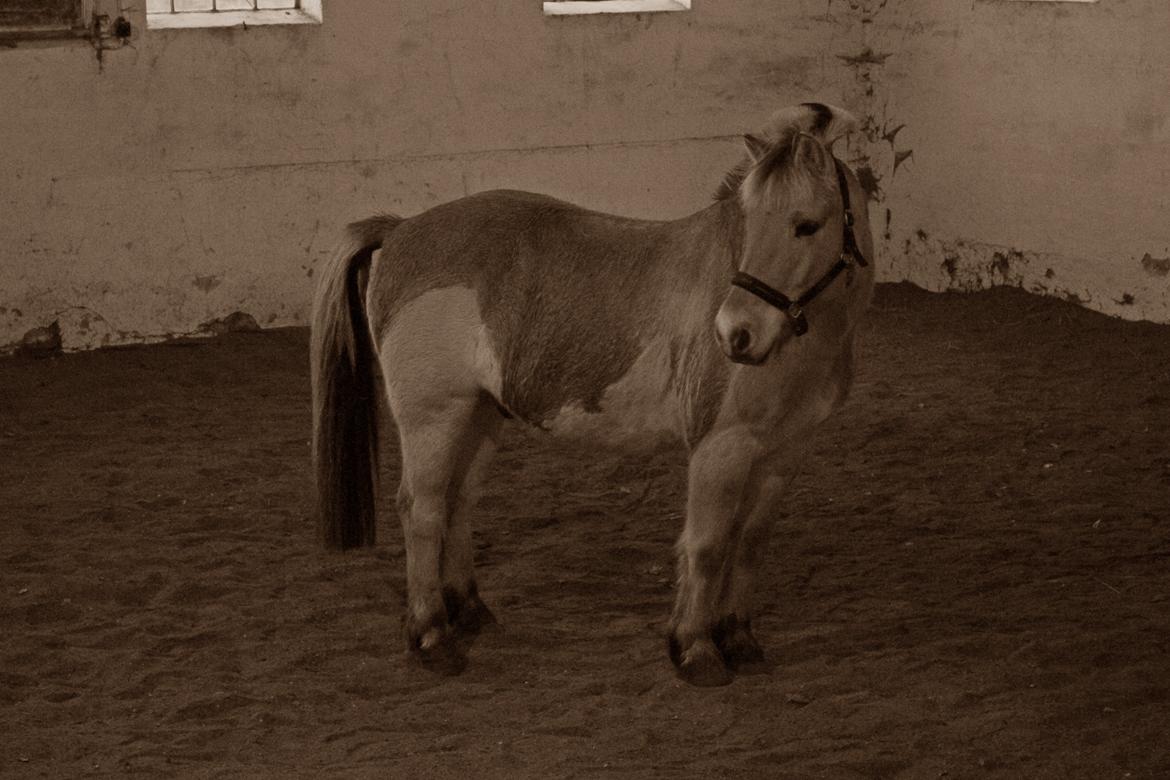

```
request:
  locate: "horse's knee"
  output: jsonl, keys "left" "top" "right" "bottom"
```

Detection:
{"left": 676, "top": 535, "right": 728, "bottom": 584}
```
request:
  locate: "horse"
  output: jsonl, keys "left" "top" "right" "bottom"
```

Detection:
{"left": 310, "top": 102, "right": 875, "bottom": 687}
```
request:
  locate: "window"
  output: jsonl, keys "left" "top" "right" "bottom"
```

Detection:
{"left": 543, "top": 0, "right": 691, "bottom": 15}
{"left": 0, "top": 0, "right": 93, "bottom": 39}
{"left": 145, "top": 0, "right": 322, "bottom": 30}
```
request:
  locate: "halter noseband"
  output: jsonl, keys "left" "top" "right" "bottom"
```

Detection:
{"left": 730, "top": 157, "right": 869, "bottom": 337}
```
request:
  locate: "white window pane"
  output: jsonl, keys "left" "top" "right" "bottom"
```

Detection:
{"left": 214, "top": 0, "right": 256, "bottom": 9}
{"left": 145, "top": 0, "right": 173, "bottom": 12}
{"left": 174, "top": 0, "right": 214, "bottom": 11}
{"left": 256, "top": 0, "right": 298, "bottom": 9}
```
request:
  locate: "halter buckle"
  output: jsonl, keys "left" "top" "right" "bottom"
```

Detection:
{"left": 787, "top": 305, "right": 808, "bottom": 336}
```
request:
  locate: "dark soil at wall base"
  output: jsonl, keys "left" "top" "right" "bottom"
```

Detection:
{"left": 1, "top": 283, "right": 1168, "bottom": 779}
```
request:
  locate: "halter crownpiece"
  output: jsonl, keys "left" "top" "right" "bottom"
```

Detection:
{"left": 730, "top": 157, "right": 869, "bottom": 337}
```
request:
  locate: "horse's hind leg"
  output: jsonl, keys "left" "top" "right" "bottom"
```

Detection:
{"left": 438, "top": 402, "right": 499, "bottom": 636}
{"left": 374, "top": 286, "right": 501, "bottom": 668}
{"left": 393, "top": 394, "right": 486, "bottom": 662}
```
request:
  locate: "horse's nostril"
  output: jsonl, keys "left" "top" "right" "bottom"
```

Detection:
{"left": 730, "top": 327, "right": 752, "bottom": 355}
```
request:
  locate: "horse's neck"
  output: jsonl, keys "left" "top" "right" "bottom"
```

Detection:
{"left": 651, "top": 198, "right": 744, "bottom": 445}
{"left": 676, "top": 197, "right": 743, "bottom": 274}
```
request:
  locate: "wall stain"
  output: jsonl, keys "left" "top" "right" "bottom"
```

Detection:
{"left": 925, "top": 236, "right": 1034, "bottom": 291}
{"left": 1141, "top": 253, "right": 1170, "bottom": 276}
{"left": 192, "top": 274, "right": 223, "bottom": 293}
{"left": 941, "top": 255, "right": 958, "bottom": 278}
{"left": 882, "top": 123, "right": 906, "bottom": 145}
{"left": 892, "top": 148, "right": 914, "bottom": 174}
{"left": 18, "top": 321, "right": 62, "bottom": 358}
{"left": 837, "top": 48, "right": 892, "bottom": 67}
{"left": 199, "top": 311, "right": 261, "bottom": 335}
{"left": 896, "top": 234, "right": 1170, "bottom": 321}
{"left": 855, "top": 164, "right": 882, "bottom": 200}
{"left": 1122, "top": 108, "right": 1166, "bottom": 140}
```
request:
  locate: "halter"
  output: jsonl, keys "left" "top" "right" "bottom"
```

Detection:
{"left": 730, "top": 157, "right": 869, "bottom": 337}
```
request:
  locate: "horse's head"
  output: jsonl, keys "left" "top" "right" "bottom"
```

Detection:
{"left": 715, "top": 103, "right": 867, "bottom": 365}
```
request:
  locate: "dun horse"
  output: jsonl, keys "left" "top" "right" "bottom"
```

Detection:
{"left": 311, "top": 102, "right": 874, "bottom": 686}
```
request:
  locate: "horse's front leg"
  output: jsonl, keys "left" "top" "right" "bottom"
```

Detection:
{"left": 713, "top": 471, "right": 796, "bottom": 672}
{"left": 668, "top": 431, "right": 759, "bottom": 687}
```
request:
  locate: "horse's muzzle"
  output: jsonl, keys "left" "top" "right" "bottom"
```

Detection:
{"left": 716, "top": 322, "right": 772, "bottom": 365}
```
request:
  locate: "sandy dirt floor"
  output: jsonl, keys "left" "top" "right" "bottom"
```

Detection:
{"left": 1, "top": 283, "right": 1168, "bottom": 779}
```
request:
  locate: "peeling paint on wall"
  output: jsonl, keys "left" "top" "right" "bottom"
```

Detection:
{"left": 199, "top": 311, "right": 261, "bottom": 335}
{"left": 18, "top": 321, "right": 62, "bottom": 359}
{"left": 855, "top": 0, "right": 1170, "bottom": 327}
{"left": 192, "top": 274, "right": 223, "bottom": 293}
{"left": 888, "top": 228, "right": 1170, "bottom": 325}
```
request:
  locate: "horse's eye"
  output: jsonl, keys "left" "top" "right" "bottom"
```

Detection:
{"left": 795, "top": 220, "right": 821, "bottom": 238}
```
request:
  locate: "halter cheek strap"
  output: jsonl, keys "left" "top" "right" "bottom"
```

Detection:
{"left": 730, "top": 157, "right": 869, "bottom": 337}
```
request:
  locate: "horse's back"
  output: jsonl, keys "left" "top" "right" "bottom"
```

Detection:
{"left": 367, "top": 189, "right": 661, "bottom": 318}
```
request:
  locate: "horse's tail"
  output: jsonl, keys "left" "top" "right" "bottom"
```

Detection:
{"left": 310, "top": 214, "right": 402, "bottom": 550}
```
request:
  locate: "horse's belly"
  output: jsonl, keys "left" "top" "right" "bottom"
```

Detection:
{"left": 544, "top": 396, "right": 679, "bottom": 452}
{"left": 542, "top": 344, "right": 681, "bottom": 452}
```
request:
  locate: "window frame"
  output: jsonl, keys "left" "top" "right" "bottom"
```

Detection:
{"left": 0, "top": 0, "right": 96, "bottom": 41}
{"left": 145, "top": 0, "right": 322, "bottom": 30}
{"left": 542, "top": 0, "right": 691, "bottom": 16}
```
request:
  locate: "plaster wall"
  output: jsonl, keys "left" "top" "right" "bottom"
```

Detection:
{"left": 1, "top": 0, "right": 859, "bottom": 351}
{"left": 862, "top": 0, "right": 1170, "bottom": 322}
{"left": 4, "top": 0, "right": 1168, "bottom": 353}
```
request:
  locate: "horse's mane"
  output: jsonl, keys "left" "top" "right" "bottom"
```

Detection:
{"left": 714, "top": 102, "right": 858, "bottom": 202}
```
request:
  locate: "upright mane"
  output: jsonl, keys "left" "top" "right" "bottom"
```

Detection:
{"left": 714, "top": 102, "right": 859, "bottom": 202}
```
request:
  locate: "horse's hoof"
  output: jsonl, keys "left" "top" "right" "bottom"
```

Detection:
{"left": 414, "top": 643, "right": 468, "bottom": 676}
{"left": 455, "top": 595, "right": 497, "bottom": 635}
{"left": 724, "top": 643, "right": 769, "bottom": 674}
{"left": 405, "top": 618, "right": 467, "bottom": 675}
{"left": 442, "top": 586, "right": 498, "bottom": 636}
{"left": 675, "top": 640, "right": 733, "bottom": 687}
{"left": 409, "top": 627, "right": 468, "bottom": 676}
{"left": 417, "top": 625, "right": 446, "bottom": 652}
{"left": 716, "top": 620, "right": 769, "bottom": 674}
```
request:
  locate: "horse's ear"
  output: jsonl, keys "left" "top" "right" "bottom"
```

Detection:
{"left": 811, "top": 104, "right": 859, "bottom": 148}
{"left": 792, "top": 132, "right": 830, "bottom": 173}
{"left": 743, "top": 134, "right": 769, "bottom": 162}
{"left": 762, "top": 103, "right": 860, "bottom": 150}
